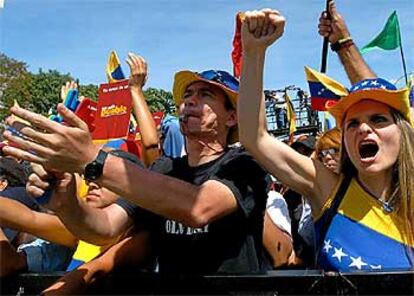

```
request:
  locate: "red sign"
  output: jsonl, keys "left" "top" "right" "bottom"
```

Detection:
{"left": 92, "top": 80, "right": 132, "bottom": 141}
{"left": 75, "top": 98, "right": 97, "bottom": 132}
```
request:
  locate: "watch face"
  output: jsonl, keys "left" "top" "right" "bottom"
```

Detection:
{"left": 84, "top": 150, "right": 108, "bottom": 181}
{"left": 85, "top": 161, "right": 103, "bottom": 181}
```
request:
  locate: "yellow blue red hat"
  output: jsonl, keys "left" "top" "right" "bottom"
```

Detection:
{"left": 327, "top": 78, "right": 412, "bottom": 126}
{"left": 173, "top": 70, "right": 239, "bottom": 143}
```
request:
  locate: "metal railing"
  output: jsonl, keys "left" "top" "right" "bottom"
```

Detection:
{"left": 265, "top": 86, "right": 320, "bottom": 138}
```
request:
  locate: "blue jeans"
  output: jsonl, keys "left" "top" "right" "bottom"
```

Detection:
{"left": 17, "top": 239, "right": 75, "bottom": 272}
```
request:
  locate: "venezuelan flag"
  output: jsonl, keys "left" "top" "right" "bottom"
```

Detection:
{"left": 305, "top": 67, "right": 348, "bottom": 111}
{"left": 315, "top": 178, "right": 414, "bottom": 272}
{"left": 106, "top": 50, "right": 125, "bottom": 83}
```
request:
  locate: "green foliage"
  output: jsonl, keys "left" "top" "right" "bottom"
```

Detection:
{"left": 79, "top": 84, "right": 98, "bottom": 102}
{"left": 143, "top": 87, "right": 176, "bottom": 114}
{"left": 29, "top": 69, "right": 73, "bottom": 116}
{"left": 0, "top": 53, "right": 32, "bottom": 120}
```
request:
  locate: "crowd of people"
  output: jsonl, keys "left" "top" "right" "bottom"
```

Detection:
{"left": 0, "top": 1, "right": 413, "bottom": 294}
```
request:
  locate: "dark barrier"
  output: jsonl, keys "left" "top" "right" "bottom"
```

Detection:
{"left": 1, "top": 270, "right": 413, "bottom": 295}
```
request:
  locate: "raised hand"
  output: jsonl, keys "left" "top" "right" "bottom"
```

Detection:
{"left": 126, "top": 53, "right": 148, "bottom": 89}
{"left": 241, "top": 9, "right": 286, "bottom": 53}
{"left": 3, "top": 104, "right": 99, "bottom": 174}
{"left": 318, "top": 1, "right": 350, "bottom": 44}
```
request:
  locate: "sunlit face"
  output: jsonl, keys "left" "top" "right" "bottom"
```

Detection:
{"left": 85, "top": 181, "right": 119, "bottom": 209}
{"left": 343, "top": 100, "right": 401, "bottom": 178}
{"left": 178, "top": 81, "right": 236, "bottom": 141}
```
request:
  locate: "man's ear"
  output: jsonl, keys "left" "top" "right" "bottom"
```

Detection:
{"left": 0, "top": 179, "right": 8, "bottom": 191}
{"left": 225, "top": 110, "right": 237, "bottom": 128}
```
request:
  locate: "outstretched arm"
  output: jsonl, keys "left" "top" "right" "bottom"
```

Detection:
{"left": 318, "top": 1, "right": 376, "bottom": 83}
{"left": 126, "top": 53, "right": 160, "bottom": 166}
{"left": 0, "top": 197, "right": 78, "bottom": 248}
{"left": 238, "top": 9, "right": 337, "bottom": 211}
{"left": 3, "top": 107, "right": 239, "bottom": 228}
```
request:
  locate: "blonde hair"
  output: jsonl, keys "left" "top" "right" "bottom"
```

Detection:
{"left": 393, "top": 112, "right": 414, "bottom": 250}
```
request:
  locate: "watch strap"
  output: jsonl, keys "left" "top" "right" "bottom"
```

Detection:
{"left": 84, "top": 149, "right": 108, "bottom": 181}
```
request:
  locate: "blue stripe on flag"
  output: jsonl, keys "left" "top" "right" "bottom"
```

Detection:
{"left": 308, "top": 81, "right": 341, "bottom": 100}
{"left": 111, "top": 66, "right": 125, "bottom": 81}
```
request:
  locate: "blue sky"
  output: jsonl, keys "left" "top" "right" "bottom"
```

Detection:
{"left": 1, "top": 0, "right": 413, "bottom": 93}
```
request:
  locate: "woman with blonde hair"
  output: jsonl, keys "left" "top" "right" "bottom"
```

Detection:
{"left": 238, "top": 9, "right": 413, "bottom": 271}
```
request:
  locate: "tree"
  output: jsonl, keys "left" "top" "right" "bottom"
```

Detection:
{"left": 79, "top": 84, "right": 98, "bottom": 102}
{"left": 28, "top": 69, "right": 73, "bottom": 116}
{"left": 143, "top": 87, "right": 176, "bottom": 114}
{"left": 0, "top": 54, "right": 32, "bottom": 120}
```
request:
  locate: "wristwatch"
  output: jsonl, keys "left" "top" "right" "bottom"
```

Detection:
{"left": 84, "top": 149, "right": 109, "bottom": 182}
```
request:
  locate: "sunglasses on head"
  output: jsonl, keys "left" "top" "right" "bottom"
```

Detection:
{"left": 318, "top": 148, "right": 339, "bottom": 158}
{"left": 198, "top": 70, "right": 239, "bottom": 93}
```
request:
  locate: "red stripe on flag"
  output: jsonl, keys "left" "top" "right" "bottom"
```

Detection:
{"left": 311, "top": 97, "right": 339, "bottom": 111}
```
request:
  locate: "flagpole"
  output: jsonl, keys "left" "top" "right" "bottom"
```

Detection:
{"left": 399, "top": 41, "right": 408, "bottom": 85}
{"left": 320, "top": 0, "right": 333, "bottom": 73}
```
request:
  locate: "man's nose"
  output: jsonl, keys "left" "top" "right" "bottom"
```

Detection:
{"left": 184, "top": 94, "right": 198, "bottom": 107}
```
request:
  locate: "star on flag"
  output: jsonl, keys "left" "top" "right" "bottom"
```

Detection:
{"left": 321, "top": 239, "right": 383, "bottom": 271}
{"left": 332, "top": 247, "right": 348, "bottom": 262}
{"left": 349, "top": 256, "right": 368, "bottom": 270}
{"left": 323, "top": 239, "right": 333, "bottom": 253}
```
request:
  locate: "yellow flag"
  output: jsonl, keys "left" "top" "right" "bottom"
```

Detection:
{"left": 284, "top": 92, "right": 296, "bottom": 135}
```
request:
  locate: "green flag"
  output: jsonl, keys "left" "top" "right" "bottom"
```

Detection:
{"left": 360, "top": 11, "right": 401, "bottom": 54}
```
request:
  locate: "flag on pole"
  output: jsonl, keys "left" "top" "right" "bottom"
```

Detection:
{"left": 305, "top": 66, "right": 348, "bottom": 111}
{"left": 284, "top": 91, "right": 296, "bottom": 135}
{"left": 360, "top": 11, "right": 401, "bottom": 54}
{"left": 231, "top": 12, "right": 244, "bottom": 78}
{"left": 106, "top": 50, "right": 125, "bottom": 83}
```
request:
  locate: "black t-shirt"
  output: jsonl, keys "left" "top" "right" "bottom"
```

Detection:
{"left": 0, "top": 186, "right": 41, "bottom": 241}
{"left": 117, "top": 147, "right": 269, "bottom": 274}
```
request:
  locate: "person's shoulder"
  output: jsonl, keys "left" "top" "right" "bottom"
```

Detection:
{"left": 150, "top": 155, "right": 188, "bottom": 174}
{"left": 219, "top": 146, "right": 269, "bottom": 178}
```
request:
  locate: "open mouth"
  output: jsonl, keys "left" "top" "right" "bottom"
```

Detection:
{"left": 359, "top": 141, "right": 379, "bottom": 160}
